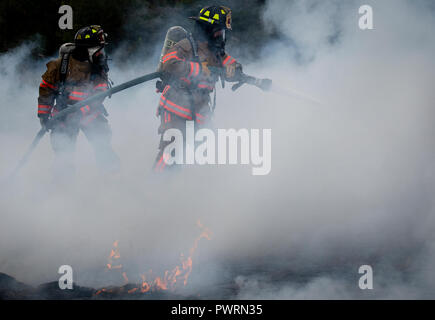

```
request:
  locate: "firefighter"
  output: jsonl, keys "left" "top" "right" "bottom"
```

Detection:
{"left": 37, "top": 25, "right": 120, "bottom": 179}
{"left": 154, "top": 5, "right": 243, "bottom": 172}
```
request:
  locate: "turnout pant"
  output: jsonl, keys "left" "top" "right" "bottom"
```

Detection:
{"left": 154, "top": 111, "right": 187, "bottom": 173}
{"left": 153, "top": 109, "right": 212, "bottom": 173}
{"left": 50, "top": 112, "right": 120, "bottom": 179}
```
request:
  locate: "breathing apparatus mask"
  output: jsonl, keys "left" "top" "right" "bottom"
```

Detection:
{"left": 73, "top": 25, "right": 109, "bottom": 72}
{"left": 88, "top": 46, "right": 109, "bottom": 72}
{"left": 210, "top": 28, "right": 226, "bottom": 55}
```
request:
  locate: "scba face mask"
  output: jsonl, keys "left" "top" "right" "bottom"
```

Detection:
{"left": 210, "top": 29, "right": 226, "bottom": 55}
{"left": 88, "top": 46, "right": 108, "bottom": 71}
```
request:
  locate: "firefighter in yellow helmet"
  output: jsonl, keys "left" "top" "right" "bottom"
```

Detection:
{"left": 154, "top": 6, "right": 243, "bottom": 172}
{"left": 37, "top": 25, "right": 120, "bottom": 179}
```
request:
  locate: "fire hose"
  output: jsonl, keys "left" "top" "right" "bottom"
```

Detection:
{"left": 6, "top": 71, "right": 161, "bottom": 181}
{"left": 207, "top": 66, "right": 272, "bottom": 92}
{"left": 231, "top": 72, "right": 272, "bottom": 92}
{"left": 5, "top": 70, "right": 271, "bottom": 181}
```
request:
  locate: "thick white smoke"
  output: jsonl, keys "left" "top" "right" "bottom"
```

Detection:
{"left": 1, "top": 0, "right": 435, "bottom": 299}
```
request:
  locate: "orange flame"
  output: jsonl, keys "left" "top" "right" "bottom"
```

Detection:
{"left": 128, "top": 288, "right": 138, "bottom": 294}
{"left": 122, "top": 272, "right": 129, "bottom": 284}
{"left": 96, "top": 221, "right": 211, "bottom": 296}
{"left": 106, "top": 240, "right": 122, "bottom": 270}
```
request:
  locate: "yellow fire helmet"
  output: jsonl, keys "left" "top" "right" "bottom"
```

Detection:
{"left": 189, "top": 5, "right": 232, "bottom": 31}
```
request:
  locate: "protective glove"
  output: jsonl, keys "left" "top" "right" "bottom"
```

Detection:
{"left": 225, "top": 63, "right": 236, "bottom": 79}
{"left": 225, "top": 64, "right": 243, "bottom": 82}
{"left": 200, "top": 61, "right": 211, "bottom": 78}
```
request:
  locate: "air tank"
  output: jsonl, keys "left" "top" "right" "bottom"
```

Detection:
{"left": 156, "top": 26, "right": 188, "bottom": 72}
